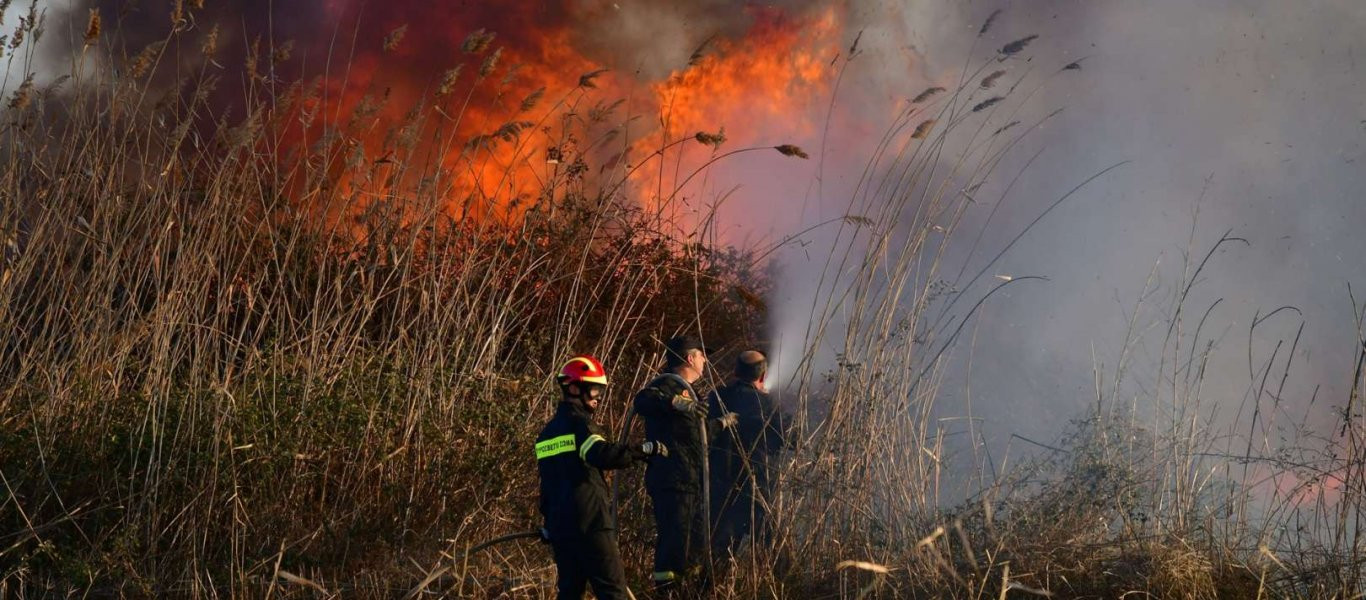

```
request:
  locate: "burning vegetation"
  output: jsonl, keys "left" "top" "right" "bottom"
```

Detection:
{"left": 1, "top": 2, "right": 1364, "bottom": 598}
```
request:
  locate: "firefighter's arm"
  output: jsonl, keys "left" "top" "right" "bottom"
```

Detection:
{"left": 634, "top": 378, "right": 702, "bottom": 418}
{"left": 705, "top": 391, "right": 739, "bottom": 440}
{"left": 577, "top": 423, "right": 665, "bottom": 469}
{"left": 631, "top": 386, "right": 672, "bottom": 418}
{"left": 707, "top": 414, "right": 739, "bottom": 441}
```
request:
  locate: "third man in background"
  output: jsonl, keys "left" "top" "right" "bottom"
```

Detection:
{"left": 707, "top": 350, "right": 786, "bottom": 559}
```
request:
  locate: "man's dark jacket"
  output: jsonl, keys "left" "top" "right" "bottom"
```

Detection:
{"left": 707, "top": 380, "right": 785, "bottom": 495}
{"left": 536, "top": 402, "right": 643, "bottom": 538}
{"left": 633, "top": 373, "right": 720, "bottom": 493}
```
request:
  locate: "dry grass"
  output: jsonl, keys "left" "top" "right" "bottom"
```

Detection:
{"left": 0, "top": 6, "right": 1363, "bottom": 599}
{"left": 0, "top": 5, "right": 765, "bottom": 596}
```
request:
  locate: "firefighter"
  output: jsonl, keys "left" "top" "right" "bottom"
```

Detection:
{"left": 633, "top": 335, "right": 738, "bottom": 595}
{"left": 707, "top": 350, "right": 786, "bottom": 559}
{"left": 537, "top": 354, "right": 668, "bottom": 600}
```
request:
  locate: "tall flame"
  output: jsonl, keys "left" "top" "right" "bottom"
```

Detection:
{"left": 290, "top": 1, "right": 845, "bottom": 228}
{"left": 629, "top": 6, "right": 840, "bottom": 221}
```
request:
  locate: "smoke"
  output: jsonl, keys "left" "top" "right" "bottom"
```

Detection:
{"left": 2, "top": 1, "right": 65, "bottom": 88}
{"left": 571, "top": 0, "right": 826, "bottom": 80}
{"left": 949, "top": 0, "right": 1366, "bottom": 444}
{"left": 763, "top": 0, "right": 1366, "bottom": 483}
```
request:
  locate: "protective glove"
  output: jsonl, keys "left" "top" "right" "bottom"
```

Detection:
{"left": 640, "top": 440, "right": 669, "bottom": 458}
{"left": 716, "top": 411, "right": 739, "bottom": 430}
{"left": 671, "top": 394, "right": 708, "bottom": 418}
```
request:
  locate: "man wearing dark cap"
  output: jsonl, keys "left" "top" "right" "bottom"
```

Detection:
{"left": 633, "top": 334, "right": 737, "bottom": 595}
{"left": 707, "top": 350, "right": 786, "bottom": 559}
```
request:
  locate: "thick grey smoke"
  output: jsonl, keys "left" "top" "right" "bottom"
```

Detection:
{"left": 944, "top": 0, "right": 1366, "bottom": 444}
{"left": 765, "top": 0, "right": 1366, "bottom": 471}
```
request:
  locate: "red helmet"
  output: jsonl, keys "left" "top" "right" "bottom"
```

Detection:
{"left": 557, "top": 355, "right": 608, "bottom": 386}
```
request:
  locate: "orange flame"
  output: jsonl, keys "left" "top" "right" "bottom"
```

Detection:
{"left": 628, "top": 6, "right": 841, "bottom": 222}
{"left": 292, "top": 3, "right": 844, "bottom": 229}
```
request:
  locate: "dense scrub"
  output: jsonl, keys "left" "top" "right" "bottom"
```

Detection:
{"left": 2, "top": 4, "right": 1364, "bottom": 598}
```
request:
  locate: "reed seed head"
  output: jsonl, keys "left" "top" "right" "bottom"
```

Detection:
{"left": 7, "top": 71, "right": 32, "bottom": 110}
{"left": 911, "top": 119, "right": 935, "bottom": 139}
{"left": 578, "top": 68, "right": 608, "bottom": 89}
{"left": 972, "top": 97, "right": 1003, "bottom": 112}
{"left": 912, "top": 86, "right": 945, "bottom": 104}
{"left": 979, "top": 9, "right": 1002, "bottom": 36}
{"left": 981, "top": 70, "right": 1006, "bottom": 88}
{"left": 478, "top": 47, "right": 502, "bottom": 78}
{"left": 999, "top": 34, "right": 1038, "bottom": 57}
{"left": 201, "top": 24, "right": 219, "bottom": 56}
{"left": 688, "top": 36, "right": 713, "bottom": 67}
{"left": 436, "top": 65, "right": 462, "bottom": 96}
{"left": 245, "top": 36, "right": 261, "bottom": 81}
{"left": 694, "top": 129, "right": 726, "bottom": 149}
{"left": 383, "top": 24, "right": 407, "bottom": 53}
{"left": 83, "top": 9, "right": 100, "bottom": 45}
{"left": 462, "top": 28, "right": 495, "bottom": 54}
{"left": 129, "top": 41, "right": 164, "bottom": 79}
{"left": 271, "top": 40, "right": 294, "bottom": 66}
{"left": 518, "top": 87, "right": 544, "bottom": 112}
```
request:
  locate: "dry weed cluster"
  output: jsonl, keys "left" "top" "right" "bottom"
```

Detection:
{"left": 0, "top": 4, "right": 1363, "bottom": 599}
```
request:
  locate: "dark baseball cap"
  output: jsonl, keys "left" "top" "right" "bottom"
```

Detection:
{"left": 664, "top": 335, "right": 708, "bottom": 366}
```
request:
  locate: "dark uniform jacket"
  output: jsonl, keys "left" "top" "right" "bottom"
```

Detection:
{"left": 536, "top": 402, "right": 643, "bottom": 538}
{"left": 633, "top": 373, "right": 719, "bottom": 493}
{"left": 707, "top": 380, "right": 785, "bottom": 493}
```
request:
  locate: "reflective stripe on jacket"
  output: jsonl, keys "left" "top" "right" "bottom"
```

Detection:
{"left": 536, "top": 402, "right": 642, "bottom": 537}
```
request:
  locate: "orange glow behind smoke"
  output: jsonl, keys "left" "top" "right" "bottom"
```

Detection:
{"left": 306, "top": 3, "right": 843, "bottom": 227}
{"left": 629, "top": 6, "right": 840, "bottom": 220}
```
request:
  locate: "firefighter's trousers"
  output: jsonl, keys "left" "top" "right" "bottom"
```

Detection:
{"left": 550, "top": 530, "right": 632, "bottom": 600}
{"left": 649, "top": 488, "right": 708, "bottom": 592}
